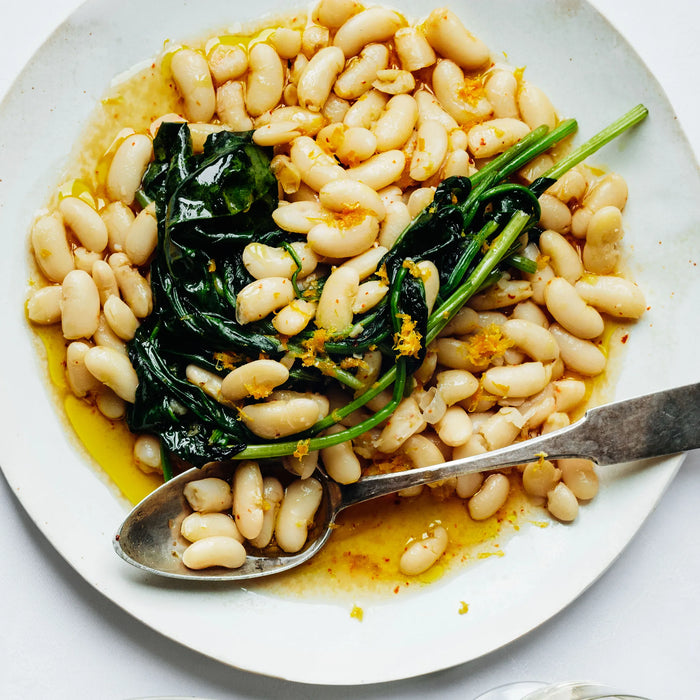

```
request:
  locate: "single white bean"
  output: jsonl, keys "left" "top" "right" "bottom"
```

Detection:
{"left": 539, "top": 229, "right": 583, "bottom": 283}
{"left": 171, "top": 48, "right": 216, "bottom": 122}
{"left": 375, "top": 396, "right": 425, "bottom": 453}
{"left": 435, "top": 405, "right": 473, "bottom": 447}
{"left": 558, "top": 458, "right": 599, "bottom": 500}
{"left": 424, "top": 8, "right": 490, "bottom": 70}
{"left": 399, "top": 525, "right": 448, "bottom": 576}
{"left": 319, "top": 179, "right": 386, "bottom": 220}
{"left": 345, "top": 150, "right": 406, "bottom": 190}
{"left": 235, "top": 277, "right": 295, "bottom": 325}
{"left": 482, "top": 362, "right": 548, "bottom": 398}
{"left": 307, "top": 212, "right": 379, "bottom": 258}
{"left": 333, "top": 8, "right": 404, "bottom": 58}
{"left": 26, "top": 285, "right": 62, "bottom": 325}
{"left": 522, "top": 459, "right": 561, "bottom": 498}
{"left": 272, "top": 299, "right": 318, "bottom": 336}
{"left": 432, "top": 59, "right": 493, "bottom": 125}
{"left": 122, "top": 203, "right": 157, "bottom": 266}
{"left": 545, "top": 277, "right": 604, "bottom": 339}
{"left": 181, "top": 512, "right": 243, "bottom": 543}
{"left": 242, "top": 241, "right": 317, "bottom": 280}
{"left": 183, "top": 477, "right": 233, "bottom": 512}
{"left": 109, "top": 254, "right": 153, "bottom": 318}
{"left": 394, "top": 27, "right": 436, "bottom": 71}
{"left": 479, "top": 407, "right": 524, "bottom": 450}
{"left": 185, "top": 364, "right": 223, "bottom": 402}
{"left": 468, "top": 473, "right": 510, "bottom": 520}
{"left": 248, "top": 477, "right": 285, "bottom": 549}
{"left": 315, "top": 0, "right": 361, "bottom": 28}
{"left": 547, "top": 482, "right": 579, "bottom": 522}
{"left": 65, "top": 341, "right": 102, "bottom": 397}
{"left": 316, "top": 266, "right": 360, "bottom": 332}
{"left": 436, "top": 369, "right": 479, "bottom": 406}
{"left": 182, "top": 536, "right": 247, "bottom": 570}
{"left": 297, "top": 46, "right": 346, "bottom": 112}
{"left": 410, "top": 120, "right": 449, "bottom": 181}
{"left": 83, "top": 345, "right": 139, "bottom": 402}
{"left": 106, "top": 134, "right": 153, "bottom": 206}
{"left": 538, "top": 195, "right": 572, "bottom": 235}
{"left": 216, "top": 80, "right": 254, "bottom": 131}
{"left": 103, "top": 295, "right": 139, "bottom": 341}
{"left": 574, "top": 275, "right": 646, "bottom": 319}
{"left": 502, "top": 318, "right": 559, "bottom": 362}
{"left": 582, "top": 205, "right": 624, "bottom": 273}
{"left": 132, "top": 434, "right": 162, "bottom": 474}
{"left": 275, "top": 477, "right": 323, "bottom": 553}
{"left": 517, "top": 81, "right": 557, "bottom": 130}
{"left": 58, "top": 197, "right": 108, "bottom": 253}
{"left": 61, "top": 269, "right": 100, "bottom": 340}
{"left": 321, "top": 424, "right": 362, "bottom": 484}
{"left": 31, "top": 212, "right": 74, "bottom": 283}
{"left": 220, "top": 359, "right": 290, "bottom": 402}
{"left": 467, "top": 118, "right": 530, "bottom": 159}
{"left": 241, "top": 398, "right": 323, "bottom": 439}
{"left": 246, "top": 43, "right": 284, "bottom": 117}
{"left": 232, "top": 460, "right": 264, "bottom": 540}
{"left": 334, "top": 43, "right": 389, "bottom": 100}
{"left": 208, "top": 43, "right": 248, "bottom": 84}
{"left": 549, "top": 323, "right": 606, "bottom": 376}
{"left": 485, "top": 70, "right": 519, "bottom": 119}
{"left": 100, "top": 201, "right": 135, "bottom": 253}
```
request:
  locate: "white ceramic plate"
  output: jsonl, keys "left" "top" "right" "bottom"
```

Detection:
{"left": 1, "top": 0, "right": 699, "bottom": 686}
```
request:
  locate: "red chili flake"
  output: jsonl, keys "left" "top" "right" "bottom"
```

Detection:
{"left": 620, "top": 334, "right": 629, "bottom": 344}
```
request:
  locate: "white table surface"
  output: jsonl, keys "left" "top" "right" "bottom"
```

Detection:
{"left": 1, "top": 1, "right": 698, "bottom": 698}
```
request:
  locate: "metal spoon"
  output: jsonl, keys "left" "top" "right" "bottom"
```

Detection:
{"left": 114, "top": 382, "right": 700, "bottom": 581}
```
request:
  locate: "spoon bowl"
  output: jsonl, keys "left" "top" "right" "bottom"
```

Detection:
{"left": 114, "top": 382, "right": 700, "bottom": 581}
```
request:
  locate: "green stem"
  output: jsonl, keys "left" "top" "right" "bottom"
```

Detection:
{"left": 541, "top": 104, "right": 648, "bottom": 181}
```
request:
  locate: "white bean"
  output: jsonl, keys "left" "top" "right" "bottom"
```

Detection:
{"left": 549, "top": 323, "right": 606, "bottom": 376}
{"left": 58, "top": 197, "right": 108, "bottom": 253}
{"left": 399, "top": 525, "right": 448, "bottom": 576}
{"left": 435, "top": 369, "right": 479, "bottom": 406}
{"left": 315, "top": 0, "right": 361, "bottom": 28}
{"left": 246, "top": 43, "right": 284, "bottom": 117}
{"left": 339, "top": 245, "right": 388, "bottom": 279}
{"left": 435, "top": 405, "right": 473, "bottom": 447}
{"left": 333, "top": 8, "right": 404, "bottom": 58}
{"left": 217, "top": 80, "right": 254, "bottom": 131}
{"left": 558, "top": 458, "right": 599, "bottom": 500}
{"left": 582, "top": 205, "right": 624, "bottom": 273}
{"left": 220, "top": 359, "right": 290, "bottom": 402}
{"left": 502, "top": 318, "right": 559, "bottom": 362}
{"left": 91, "top": 260, "right": 119, "bottom": 306}
{"left": 103, "top": 295, "right": 139, "bottom": 341}
{"left": 235, "top": 277, "right": 295, "bottom": 325}
{"left": 208, "top": 43, "right": 248, "bottom": 84}
{"left": 574, "top": 275, "right": 646, "bottom": 319}
{"left": 182, "top": 536, "right": 246, "bottom": 570}
{"left": 545, "top": 277, "right": 604, "bottom": 339}
{"left": 185, "top": 364, "right": 223, "bottom": 401}
{"left": 319, "top": 179, "right": 386, "bottom": 220}
{"left": 345, "top": 150, "right": 406, "bottom": 190}
{"left": 352, "top": 280, "right": 388, "bottom": 314}
{"left": 132, "top": 434, "right": 162, "bottom": 473}
{"left": 424, "top": 8, "right": 490, "bottom": 70}
{"left": 183, "top": 477, "right": 233, "bottom": 512}
{"left": 272, "top": 200, "right": 330, "bottom": 234}
{"left": 479, "top": 407, "right": 524, "bottom": 450}
{"left": 109, "top": 254, "right": 153, "bottom": 318}
{"left": 410, "top": 120, "right": 448, "bottom": 182}
{"left": 522, "top": 459, "right": 561, "bottom": 498}
{"left": 83, "top": 345, "right": 139, "bottom": 402}
{"left": 316, "top": 266, "right": 360, "bottom": 332}
{"left": 372, "top": 95, "right": 418, "bottom": 153}
{"left": 432, "top": 59, "right": 493, "bottom": 125}
{"left": 546, "top": 482, "right": 579, "bottom": 522}
{"left": 241, "top": 398, "right": 323, "bottom": 439}
{"left": 181, "top": 512, "right": 243, "bottom": 543}
{"left": 26, "top": 285, "right": 62, "bottom": 325}
{"left": 275, "top": 477, "right": 323, "bottom": 553}
{"left": 485, "top": 70, "right": 519, "bottom": 119}
{"left": 65, "top": 341, "right": 102, "bottom": 397}
{"left": 106, "top": 134, "right": 153, "bottom": 206}
{"left": 375, "top": 397, "right": 425, "bottom": 453}
{"left": 394, "top": 26, "right": 436, "bottom": 71}
{"left": 297, "top": 46, "right": 346, "bottom": 112}
{"left": 171, "top": 49, "right": 216, "bottom": 122}
{"left": 248, "top": 477, "right": 285, "bottom": 549}
{"left": 321, "top": 424, "right": 362, "bottom": 483}
{"left": 272, "top": 299, "right": 318, "bottom": 336}
{"left": 517, "top": 81, "right": 557, "bottom": 130}
{"left": 538, "top": 195, "right": 572, "bottom": 235}
{"left": 307, "top": 212, "right": 379, "bottom": 258}
{"left": 232, "top": 460, "right": 264, "bottom": 540}
{"left": 539, "top": 229, "right": 583, "bottom": 283}
{"left": 552, "top": 378, "right": 587, "bottom": 413}
{"left": 468, "top": 473, "right": 510, "bottom": 520}
{"left": 482, "top": 362, "right": 548, "bottom": 398}
{"left": 31, "top": 212, "right": 74, "bottom": 283}
{"left": 334, "top": 43, "right": 389, "bottom": 100}
{"left": 467, "top": 118, "right": 529, "bottom": 159}
{"left": 61, "top": 270, "right": 100, "bottom": 340}
{"left": 372, "top": 68, "right": 415, "bottom": 95}
{"left": 100, "top": 201, "right": 134, "bottom": 253}
{"left": 290, "top": 136, "right": 348, "bottom": 191}
{"left": 242, "top": 241, "right": 317, "bottom": 280}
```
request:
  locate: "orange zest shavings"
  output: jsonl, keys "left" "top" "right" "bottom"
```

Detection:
{"left": 393, "top": 313, "right": 422, "bottom": 359}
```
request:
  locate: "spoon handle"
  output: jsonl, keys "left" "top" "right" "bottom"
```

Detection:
{"left": 337, "top": 382, "right": 700, "bottom": 509}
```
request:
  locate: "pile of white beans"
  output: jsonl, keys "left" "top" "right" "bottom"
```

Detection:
{"left": 26, "top": 0, "right": 646, "bottom": 577}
